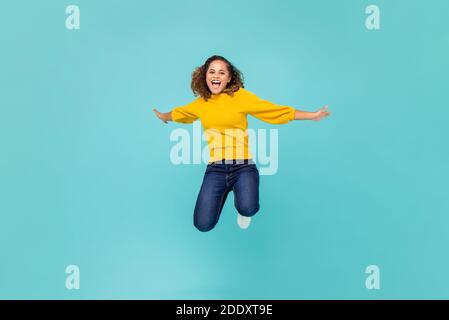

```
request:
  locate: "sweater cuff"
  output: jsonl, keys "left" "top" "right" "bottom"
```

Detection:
{"left": 288, "top": 107, "right": 295, "bottom": 121}
{"left": 171, "top": 108, "right": 186, "bottom": 123}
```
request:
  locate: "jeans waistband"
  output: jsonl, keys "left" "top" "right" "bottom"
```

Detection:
{"left": 209, "top": 159, "right": 255, "bottom": 165}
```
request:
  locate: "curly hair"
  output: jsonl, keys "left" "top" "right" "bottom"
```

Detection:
{"left": 191, "top": 55, "right": 244, "bottom": 101}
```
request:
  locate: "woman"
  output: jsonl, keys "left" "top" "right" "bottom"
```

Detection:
{"left": 153, "top": 55, "right": 330, "bottom": 232}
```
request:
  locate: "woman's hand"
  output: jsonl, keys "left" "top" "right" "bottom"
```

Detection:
{"left": 293, "top": 105, "right": 331, "bottom": 121}
{"left": 153, "top": 108, "right": 169, "bottom": 124}
{"left": 310, "top": 105, "right": 331, "bottom": 121}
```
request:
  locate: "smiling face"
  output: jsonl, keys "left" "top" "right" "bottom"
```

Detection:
{"left": 206, "top": 60, "right": 232, "bottom": 95}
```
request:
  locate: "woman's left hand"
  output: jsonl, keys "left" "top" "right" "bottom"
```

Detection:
{"left": 311, "top": 105, "right": 331, "bottom": 121}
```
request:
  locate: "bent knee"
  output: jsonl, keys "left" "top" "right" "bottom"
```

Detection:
{"left": 237, "top": 204, "right": 260, "bottom": 217}
{"left": 194, "top": 219, "right": 217, "bottom": 232}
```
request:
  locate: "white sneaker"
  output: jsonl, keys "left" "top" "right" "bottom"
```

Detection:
{"left": 237, "top": 214, "right": 252, "bottom": 229}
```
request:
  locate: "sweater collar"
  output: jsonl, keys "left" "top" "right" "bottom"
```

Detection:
{"left": 208, "top": 87, "right": 243, "bottom": 101}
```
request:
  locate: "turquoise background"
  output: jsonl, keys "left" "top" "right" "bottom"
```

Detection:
{"left": 1, "top": 0, "right": 448, "bottom": 299}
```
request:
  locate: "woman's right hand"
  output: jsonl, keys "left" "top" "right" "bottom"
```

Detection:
{"left": 153, "top": 108, "right": 168, "bottom": 124}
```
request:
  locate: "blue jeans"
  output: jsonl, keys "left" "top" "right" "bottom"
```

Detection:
{"left": 194, "top": 159, "right": 260, "bottom": 232}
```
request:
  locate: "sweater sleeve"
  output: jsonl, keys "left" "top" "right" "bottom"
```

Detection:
{"left": 242, "top": 89, "right": 295, "bottom": 124}
{"left": 171, "top": 98, "right": 201, "bottom": 124}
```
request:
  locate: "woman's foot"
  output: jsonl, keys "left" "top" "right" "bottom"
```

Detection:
{"left": 237, "top": 214, "right": 252, "bottom": 229}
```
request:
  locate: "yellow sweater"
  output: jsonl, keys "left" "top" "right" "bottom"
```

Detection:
{"left": 171, "top": 88, "right": 295, "bottom": 163}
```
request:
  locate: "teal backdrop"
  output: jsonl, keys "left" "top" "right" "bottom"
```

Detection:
{"left": 1, "top": 0, "right": 448, "bottom": 299}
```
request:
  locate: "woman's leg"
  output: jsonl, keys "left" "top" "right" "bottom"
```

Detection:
{"left": 232, "top": 164, "right": 260, "bottom": 217}
{"left": 193, "top": 164, "right": 231, "bottom": 232}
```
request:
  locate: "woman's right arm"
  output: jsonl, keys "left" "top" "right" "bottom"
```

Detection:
{"left": 153, "top": 108, "right": 172, "bottom": 124}
{"left": 153, "top": 98, "right": 201, "bottom": 124}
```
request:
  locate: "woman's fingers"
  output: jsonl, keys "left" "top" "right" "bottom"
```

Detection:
{"left": 313, "top": 109, "right": 330, "bottom": 121}
{"left": 152, "top": 108, "right": 166, "bottom": 123}
{"left": 154, "top": 108, "right": 168, "bottom": 124}
{"left": 318, "top": 105, "right": 330, "bottom": 119}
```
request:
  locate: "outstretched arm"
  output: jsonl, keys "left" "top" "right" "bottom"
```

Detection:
{"left": 153, "top": 108, "right": 172, "bottom": 124}
{"left": 241, "top": 88, "right": 330, "bottom": 124}
{"left": 294, "top": 105, "right": 330, "bottom": 121}
{"left": 153, "top": 98, "right": 200, "bottom": 124}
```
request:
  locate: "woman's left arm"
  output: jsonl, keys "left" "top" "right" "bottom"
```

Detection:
{"left": 294, "top": 105, "right": 330, "bottom": 121}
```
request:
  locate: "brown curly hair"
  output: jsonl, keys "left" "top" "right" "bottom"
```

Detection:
{"left": 191, "top": 55, "right": 244, "bottom": 101}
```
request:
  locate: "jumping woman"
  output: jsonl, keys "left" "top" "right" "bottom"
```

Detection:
{"left": 153, "top": 55, "right": 330, "bottom": 232}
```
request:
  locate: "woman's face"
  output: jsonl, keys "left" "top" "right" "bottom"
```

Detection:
{"left": 206, "top": 60, "right": 231, "bottom": 95}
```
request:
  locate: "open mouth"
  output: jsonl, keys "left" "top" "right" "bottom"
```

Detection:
{"left": 211, "top": 80, "right": 221, "bottom": 89}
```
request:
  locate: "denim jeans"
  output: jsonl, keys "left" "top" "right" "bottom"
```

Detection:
{"left": 194, "top": 159, "right": 260, "bottom": 232}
